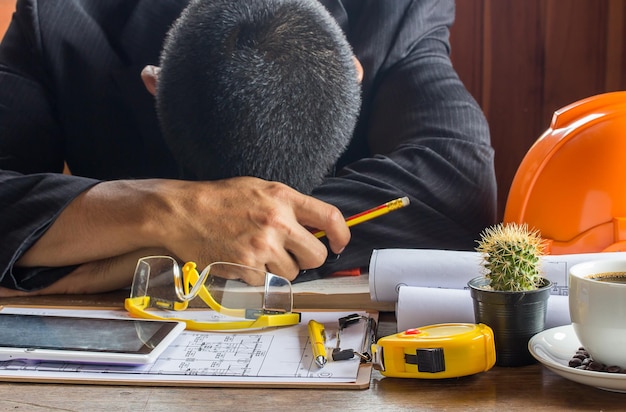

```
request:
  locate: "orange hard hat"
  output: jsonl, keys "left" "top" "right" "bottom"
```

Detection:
{"left": 504, "top": 91, "right": 626, "bottom": 254}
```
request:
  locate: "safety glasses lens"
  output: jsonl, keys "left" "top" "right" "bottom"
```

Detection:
{"left": 203, "top": 264, "right": 293, "bottom": 314}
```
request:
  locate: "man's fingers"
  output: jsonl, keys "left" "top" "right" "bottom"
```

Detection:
{"left": 284, "top": 225, "right": 330, "bottom": 270}
{"left": 294, "top": 196, "right": 351, "bottom": 255}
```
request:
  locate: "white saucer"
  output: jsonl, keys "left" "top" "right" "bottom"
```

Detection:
{"left": 529, "top": 325, "right": 626, "bottom": 393}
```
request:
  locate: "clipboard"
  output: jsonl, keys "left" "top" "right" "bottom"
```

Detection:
{"left": 0, "top": 305, "right": 377, "bottom": 390}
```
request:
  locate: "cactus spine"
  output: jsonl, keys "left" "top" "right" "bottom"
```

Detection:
{"left": 476, "top": 223, "right": 544, "bottom": 291}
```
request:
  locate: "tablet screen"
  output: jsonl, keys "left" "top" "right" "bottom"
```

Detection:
{"left": 0, "top": 313, "right": 182, "bottom": 355}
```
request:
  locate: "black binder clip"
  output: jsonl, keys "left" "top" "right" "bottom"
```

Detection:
{"left": 331, "top": 313, "right": 377, "bottom": 363}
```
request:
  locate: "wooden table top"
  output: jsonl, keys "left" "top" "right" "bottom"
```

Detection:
{"left": 1, "top": 293, "right": 625, "bottom": 411}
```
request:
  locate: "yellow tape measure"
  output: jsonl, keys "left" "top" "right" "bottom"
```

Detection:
{"left": 372, "top": 323, "right": 496, "bottom": 379}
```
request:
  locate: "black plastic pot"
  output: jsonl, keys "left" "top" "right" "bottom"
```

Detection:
{"left": 468, "top": 276, "right": 552, "bottom": 367}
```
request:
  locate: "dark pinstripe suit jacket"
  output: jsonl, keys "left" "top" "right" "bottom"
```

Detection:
{"left": 0, "top": 0, "right": 497, "bottom": 290}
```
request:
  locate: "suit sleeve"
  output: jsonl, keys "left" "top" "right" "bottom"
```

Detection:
{"left": 0, "top": 1, "right": 100, "bottom": 290}
{"left": 310, "top": 0, "right": 497, "bottom": 276}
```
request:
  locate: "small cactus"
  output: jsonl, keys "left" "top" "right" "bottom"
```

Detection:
{"left": 476, "top": 222, "right": 545, "bottom": 291}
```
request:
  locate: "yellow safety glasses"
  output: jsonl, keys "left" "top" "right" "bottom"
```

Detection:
{"left": 124, "top": 256, "right": 301, "bottom": 331}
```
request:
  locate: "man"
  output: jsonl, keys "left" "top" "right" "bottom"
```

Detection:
{"left": 0, "top": 0, "right": 497, "bottom": 295}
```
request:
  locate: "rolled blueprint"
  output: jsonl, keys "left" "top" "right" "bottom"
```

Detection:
{"left": 395, "top": 285, "right": 571, "bottom": 333}
{"left": 369, "top": 248, "right": 626, "bottom": 302}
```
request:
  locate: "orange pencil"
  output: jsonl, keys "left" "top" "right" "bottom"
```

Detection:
{"left": 312, "top": 196, "right": 410, "bottom": 238}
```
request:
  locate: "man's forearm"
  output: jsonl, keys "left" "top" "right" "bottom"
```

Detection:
{"left": 16, "top": 179, "right": 168, "bottom": 267}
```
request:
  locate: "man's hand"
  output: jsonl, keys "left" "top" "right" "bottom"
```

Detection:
{"left": 153, "top": 177, "right": 350, "bottom": 285}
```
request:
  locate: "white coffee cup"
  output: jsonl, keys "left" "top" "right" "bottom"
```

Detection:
{"left": 569, "top": 259, "right": 626, "bottom": 368}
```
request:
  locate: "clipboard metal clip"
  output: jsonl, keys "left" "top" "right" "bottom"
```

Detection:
{"left": 331, "top": 314, "right": 377, "bottom": 363}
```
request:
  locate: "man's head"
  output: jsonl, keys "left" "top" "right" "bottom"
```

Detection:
{"left": 150, "top": 0, "right": 361, "bottom": 193}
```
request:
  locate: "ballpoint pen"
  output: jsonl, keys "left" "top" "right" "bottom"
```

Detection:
{"left": 308, "top": 319, "right": 327, "bottom": 368}
{"left": 312, "top": 196, "right": 410, "bottom": 238}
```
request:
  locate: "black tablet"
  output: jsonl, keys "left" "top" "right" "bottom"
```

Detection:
{"left": 0, "top": 313, "right": 185, "bottom": 365}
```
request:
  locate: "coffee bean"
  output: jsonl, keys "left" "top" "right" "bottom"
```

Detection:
{"left": 568, "top": 348, "right": 625, "bottom": 373}
{"left": 587, "top": 361, "right": 605, "bottom": 371}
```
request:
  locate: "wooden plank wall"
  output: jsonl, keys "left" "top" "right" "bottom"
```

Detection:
{"left": 451, "top": 0, "right": 626, "bottom": 220}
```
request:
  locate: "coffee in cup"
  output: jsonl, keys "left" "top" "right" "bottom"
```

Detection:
{"left": 569, "top": 259, "right": 626, "bottom": 368}
{"left": 586, "top": 272, "right": 626, "bottom": 284}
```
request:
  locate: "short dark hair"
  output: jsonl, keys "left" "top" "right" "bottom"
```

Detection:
{"left": 157, "top": 0, "right": 361, "bottom": 193}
